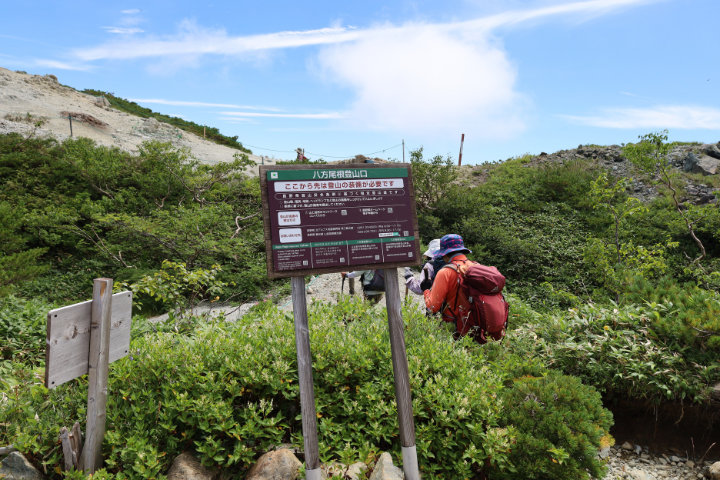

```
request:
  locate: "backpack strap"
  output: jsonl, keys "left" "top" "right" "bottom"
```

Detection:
{"left": 438, "top": 264, "right": 462, "bottom": 330}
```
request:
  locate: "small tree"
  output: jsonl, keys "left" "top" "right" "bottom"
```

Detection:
{"left": 584, "top": 172, "right": 676, "bottom": 301}
{"left": 409, "top": 147, "right": 458, "bottom": 210}
{"left": 624, "top": 131, "right": 715, "bottom": 268}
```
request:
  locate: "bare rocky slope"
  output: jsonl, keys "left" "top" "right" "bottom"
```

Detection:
{"left": 0, "top": 67, "right": 282, "bottom": 172}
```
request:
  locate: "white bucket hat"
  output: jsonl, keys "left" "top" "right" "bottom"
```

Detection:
{"left": 423, "top": 239, "right": 441, "bottom": 258}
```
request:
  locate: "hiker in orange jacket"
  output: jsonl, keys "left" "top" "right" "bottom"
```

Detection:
{"left": 423, "top": 234, "right": 474, "bottom": 331}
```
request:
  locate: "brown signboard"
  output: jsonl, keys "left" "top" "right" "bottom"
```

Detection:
{"left": 260, "top": 163, "right": 421, "bottom": 278}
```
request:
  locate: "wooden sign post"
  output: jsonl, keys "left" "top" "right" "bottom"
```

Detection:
{"left": 259, "top": 164, "right": 422, "bottom": 479}
{"left": 45, "top": 278, "right": 132, "bottom": 474}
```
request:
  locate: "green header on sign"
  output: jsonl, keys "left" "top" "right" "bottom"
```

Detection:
{"left": 272, "top": 236, "right": 415, "bottom": 250}
{"left": 267, "top": 168, "right": 408, "bottom": 181}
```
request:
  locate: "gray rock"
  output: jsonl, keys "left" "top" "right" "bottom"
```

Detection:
{"left": 710, "top": 461, "right": 720, "bottom": 479}
{"left": 691, "top": 155, "right": 720, "bottom": 176}
{"left": 701, "top": 143, "right": 720, "bottom": 160}
{"left": 166, "top": 452, "right": 216, "bottom": 480}
{"left": 686, "top": 460, "right": 696, "bottom": 468}
{"left": 346, "top": 462, "right": 368, "bottom": 480}
{"left": 622, "top": 442, "right": 634, "bottom": 450}
{"left": 246, "top": 449, "right": 302, "bottom": 480}
{"left": 685, "top": 153, "right": 700, "bottom": 172}
{"left": 710, "top": 381, "right": 720, "bottom": 401}
{"left": 94, "top": 96, "right": 111, "bottom": 108}
{"left": 658, "top": 457, "right": 668, "bottom": 465}
{"left": 695, "top": 194, "right": 716, "bottom": 205}
{"left": 635, "top": 445, "right": 643, "bottom": 455}
{"left": 0, "top": 452, "right": 43, "bottom": 480}
{"left": 369, "top": 452, "right": 404, "bottom": 480}
{"left": 671, "top": 456, "right": 681, "bottom": 463}
{"left": 627, "top": 467, "right": 653, "bottom": 480}
{"left": 598, "top": 446, "right": 611, "bottom": 459}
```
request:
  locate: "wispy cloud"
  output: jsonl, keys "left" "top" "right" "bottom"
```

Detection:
{"left": 128, "top": 98, "right": 281, "bottom": 110}
{"left": 69, "top": 0, "right": 659, "bottom": 136}
{"left": 75, "top": 0, "right": 657, "bottom": 61}
{"left": 102, "top": 27, "right": 144, "bottom": 34}
{"left": 219, "top": 111, "right": 344, "bottom": 119}
{"left": 121, "top": 9, "right": 141, "bottom": 14}
{"left": 561, "top": 105, "right": 720, "bottom": 129}
{"left": 33, "top": 59, "right": 92, "bottom": 71}
{"left": 621, "top": 91, "right": 653, "bottom": 100}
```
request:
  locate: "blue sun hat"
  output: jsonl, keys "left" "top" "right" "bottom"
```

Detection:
{"left": 436, "top": 234, "right": 471, "bottom": 258}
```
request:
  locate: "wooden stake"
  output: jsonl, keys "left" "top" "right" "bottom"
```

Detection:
{"left": 290, "top": 276, "right": 322, "bottom": 480}
{"left": 60, "top": 428, "right": 74, "bottom": 471}
{"left": 458, "top": 133, "right": 465, "bottom": 166}
{"left": 383, "top": 268, "right": 420, "bottom": 479}
{"left": 203, "top": 126, "right": 206, "bottom": 138}
{"left": 69, "top": 115, "right": 73, "bottom": 137}
{"left": 80, "top": 278, "right": 113, "bottom": 474}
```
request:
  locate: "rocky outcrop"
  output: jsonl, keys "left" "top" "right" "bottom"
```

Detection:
{"left": 701, "top": 143, "right": 720, "bottom": 160}
{"left": 166, "top": 452, "right": 216, "bottom": 480}
{"left": 245, "top": 449, "right": 302, "bottom": 480}
{"left": 0, "top": 452, "right": 43, "bottom": 480}
{"left": 685, "top": 152, "right": 720, "bottom": 175}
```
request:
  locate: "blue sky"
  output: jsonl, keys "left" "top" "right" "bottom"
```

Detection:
{"left": 1, "top": 0, "right": 718, "bottom": 163}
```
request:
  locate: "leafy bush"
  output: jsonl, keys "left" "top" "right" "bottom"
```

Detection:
{"left": 540, "top": 303, "right": 719, "bottom": 403}
{"left": 2, "top": 299, "right": 516, "bottom": 479}
{"left": 495, "top": 372, "right": 612, "bottom": 480}
{"left": 0, "top": 295, "right": 54, "bottom": 372}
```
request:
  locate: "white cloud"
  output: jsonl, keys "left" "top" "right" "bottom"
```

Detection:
{"left": 69, "top": 0, "right": 659, "bottom": 136}
{"left": 127, "top": 98, "right": 281, "bottom": 110}
{"left": 121, "top": 9, "right": 141, "bottom": 14}
{"left": 561, "top": 106, "right": 720, "bottom": 129}
{"left": 76, "top": 0, "right": 656, "bottom": 61}
{"left": 316, "top": 26, "right": 525, "bottom": 137}
{"left": 102, "top": 27, "right": 144, "bottom": 34}
{"left": 219, "top": 111, "right": 344, "bottom": 119}
{"left": 33, "top": 59, "right": 91, "bottom": 71}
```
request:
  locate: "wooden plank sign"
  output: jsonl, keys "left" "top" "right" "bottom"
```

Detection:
{"left": 45, "top": 291, "right": 132, "bottom": 389}
{"left": 259, "top": 163, "right": 421, "bottom": 278}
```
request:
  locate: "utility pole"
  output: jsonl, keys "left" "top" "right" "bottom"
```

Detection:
{"left": 458, "top": 134, "right": 465, "bottom": 166}
{"left": 402, "top": 139, "right": 405, "bottom": 163}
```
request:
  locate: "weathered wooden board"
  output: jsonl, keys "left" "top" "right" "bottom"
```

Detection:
{"left": 45, "top": 291, "right": 132, "bottom": 388}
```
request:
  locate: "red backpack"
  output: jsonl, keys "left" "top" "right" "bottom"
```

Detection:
{"left": 442, "top": 262, "right": 509, "bottom": 344}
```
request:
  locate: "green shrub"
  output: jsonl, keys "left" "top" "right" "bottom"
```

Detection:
{"left": 2, "top": 299, "right": 515, "bottom": 479}
{"left": 495, "top": 372, "right": 612, "bottom": 480}
{"left": 625, "top": 275, "right": 720, "bottom": 349}
{"left": 0, "top": 295, "right": 54, "bottom": 372}
{"left": 539, "top": 303, "right": 719, "bottom": 403}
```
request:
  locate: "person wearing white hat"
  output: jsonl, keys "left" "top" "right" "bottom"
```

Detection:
{"left": 403, "top": 238, "right": 442, "bottom": 295}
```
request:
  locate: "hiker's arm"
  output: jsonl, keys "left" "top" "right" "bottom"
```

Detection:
{"left": 424, "top": 270, "right": 449, "bottom": 313}
{"left": 405, "top": 275, "right": 424, "bottom": 295}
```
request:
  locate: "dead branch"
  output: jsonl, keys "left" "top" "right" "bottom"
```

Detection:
{"left": 231, "top": 212, "right": 260, "bottom": 239}
{"left": 692, "top": 327, "right": 720, "bottom": 338}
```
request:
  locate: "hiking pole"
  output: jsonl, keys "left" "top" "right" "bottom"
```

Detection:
{"left": 341, "top": 274, "right": 346, "bottom": 295}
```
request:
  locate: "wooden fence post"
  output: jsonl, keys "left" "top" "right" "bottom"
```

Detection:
{"left": 79, "top": 278, "right": 113, "bottom": 473}
{"left": 383, "top": 268, "right": 420, "bottom": 479}
{"left": 291, "top": 276, "right": 322, "bottom": 480}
